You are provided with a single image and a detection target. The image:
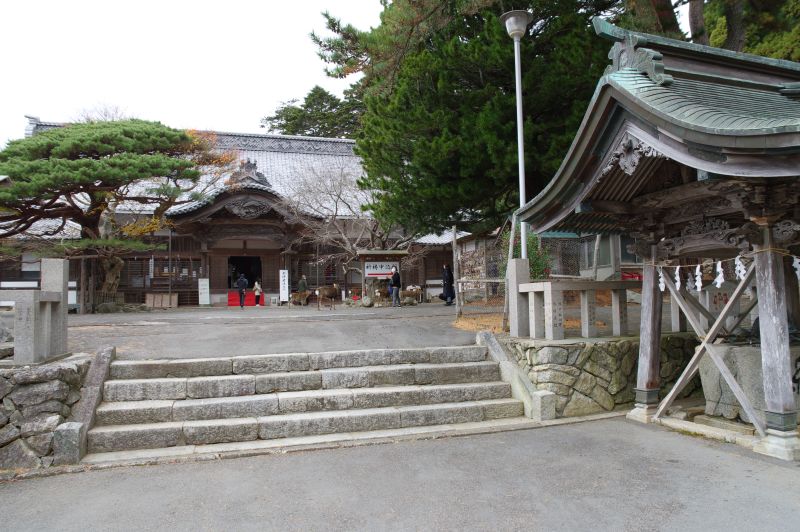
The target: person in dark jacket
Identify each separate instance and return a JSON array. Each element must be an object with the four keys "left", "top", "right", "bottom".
[
  {"left": 236, "top": 273, "right": 248, "bottom": 309},
  {"left": 390, "top": 266, "right": 402, "bottom": 307},
  {"left": 442, "top": 264, "right": 455, "bottom": 306}
]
